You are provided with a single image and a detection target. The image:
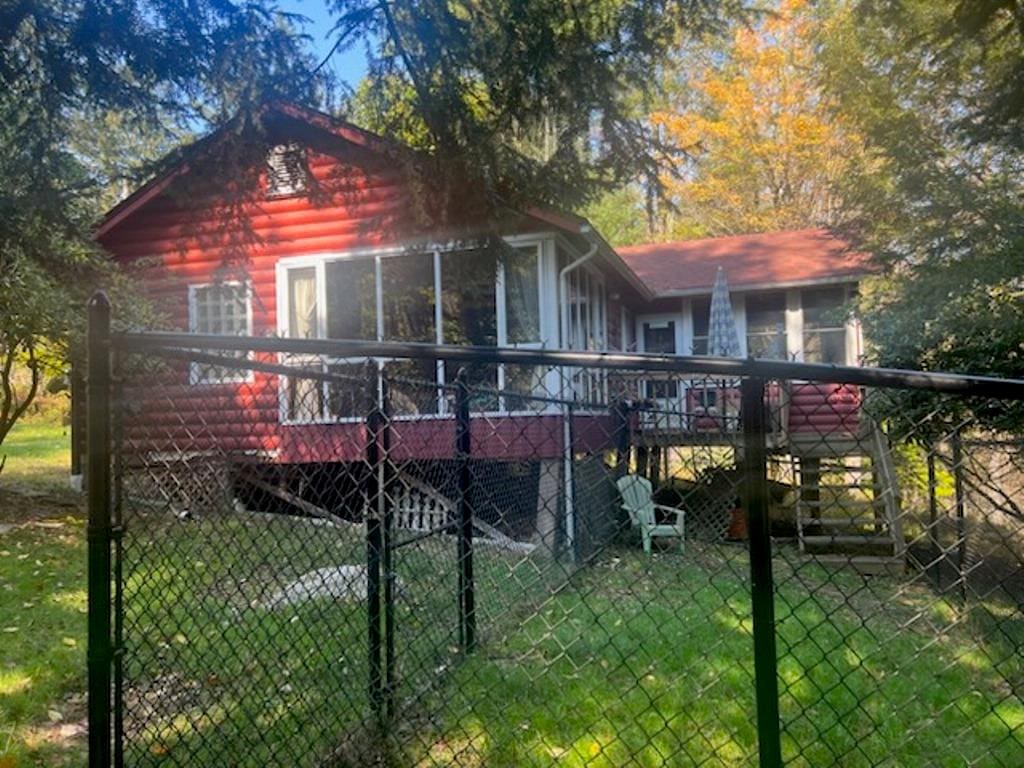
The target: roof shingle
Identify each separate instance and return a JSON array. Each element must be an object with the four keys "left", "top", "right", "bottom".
[{"left": 616, "top": 228, "right": 873, "bottom": 296}]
